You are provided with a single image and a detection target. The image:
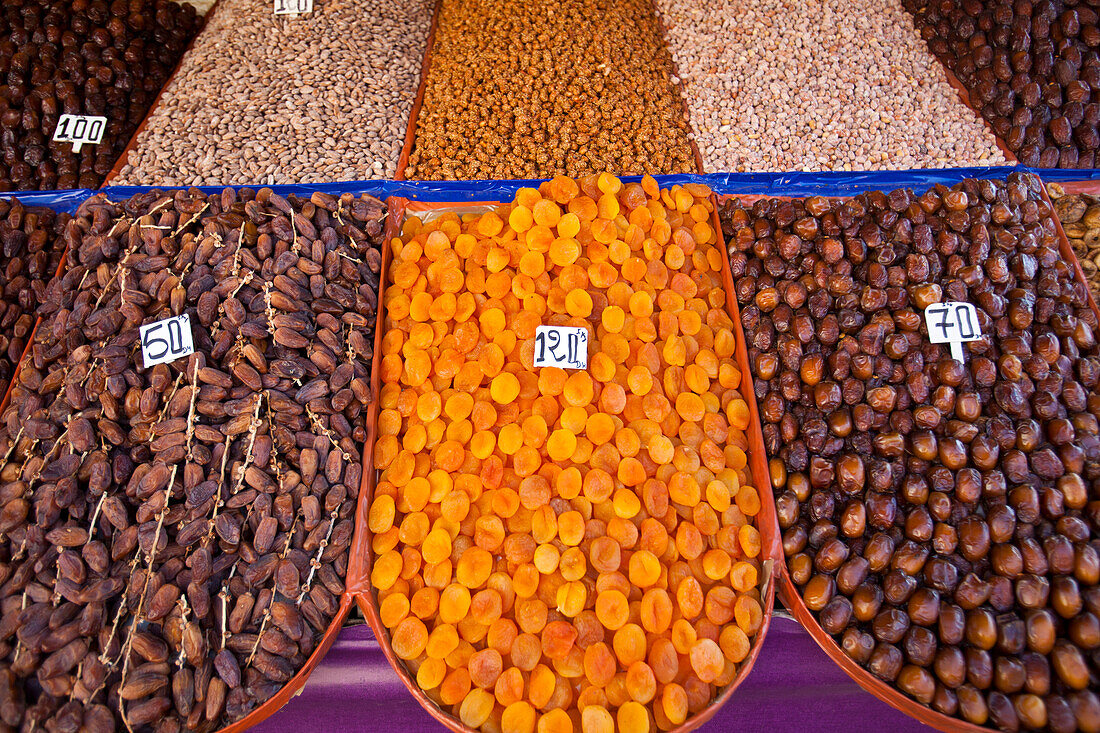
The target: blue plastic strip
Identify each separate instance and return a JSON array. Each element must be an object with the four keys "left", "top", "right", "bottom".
[
  {"left": 1024, "top": 167, "right": 1100, "bottom": 184},
  {"left": 102, "top": 179, "right": 387, "bottom": 200},
  {"left": 0, "top": 188, "right": 95, "bottom": 213},
  {"left": 385, "top": 174, "right": 709, "bottom": 202},
  {"left": 703, "top": 166, "right": 1025, "bottom": 197},
  {"left": 11, "top": 166, "right": 1100, "bottom": 214}
]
